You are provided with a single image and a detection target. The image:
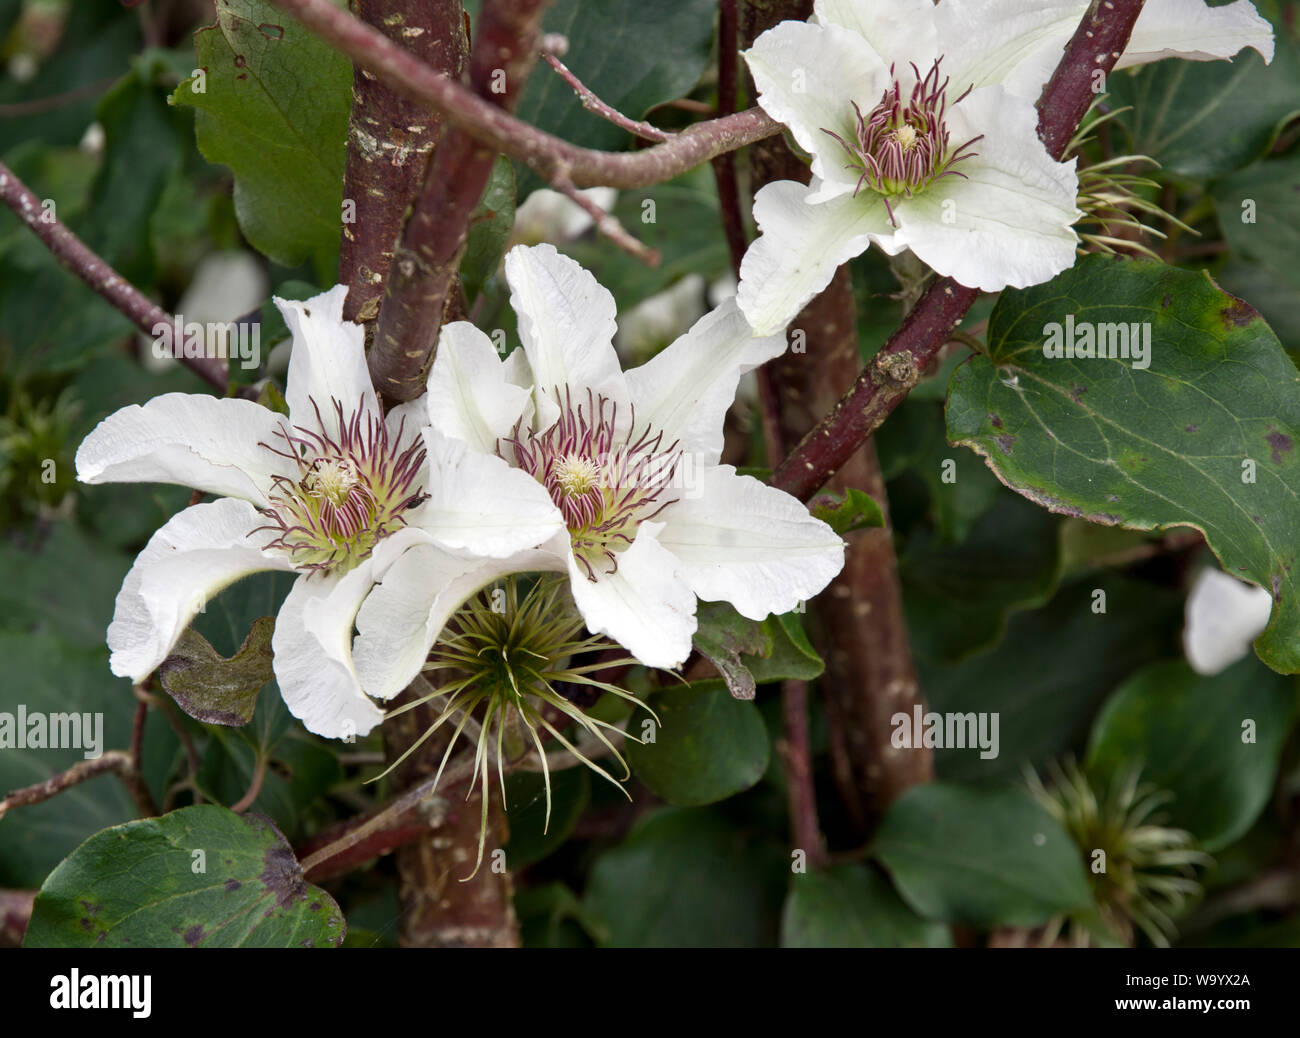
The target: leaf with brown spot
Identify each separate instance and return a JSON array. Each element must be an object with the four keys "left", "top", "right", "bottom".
[{"left": 947, "top": 255, "right": 1300, "bottom": 673}]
